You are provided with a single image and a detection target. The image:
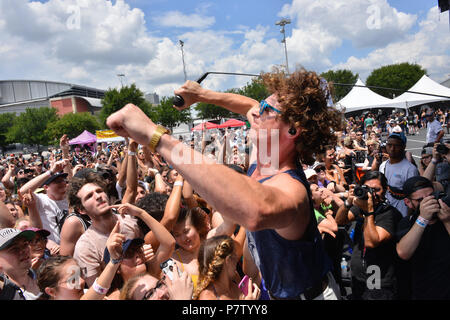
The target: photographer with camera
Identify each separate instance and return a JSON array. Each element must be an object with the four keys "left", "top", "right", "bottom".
[
  {"left": 335, "top": 171, "right": 402, "bottom": 300},
  {"left": 396, "top": 176, "right": 450, "bottom": 300},
  {"left": 422, "top": 141, "right": 450, "bottom": 195}
]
